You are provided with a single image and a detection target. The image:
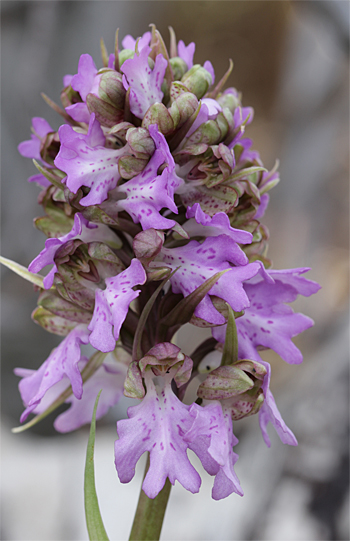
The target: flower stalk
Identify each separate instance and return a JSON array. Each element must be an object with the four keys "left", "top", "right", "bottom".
[{"left": 129, "top": 455, "right": 172, "bottom": 541}]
